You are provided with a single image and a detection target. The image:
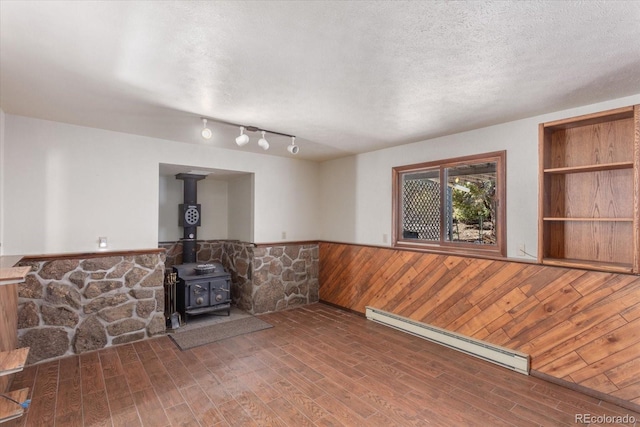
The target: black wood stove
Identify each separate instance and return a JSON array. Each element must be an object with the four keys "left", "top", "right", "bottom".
[
  {"left": 171, "top": 173, "right": 231, "bottom": 323},
  {"left": 174, "top": 262, "right": 231, "bottom": 319}
]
